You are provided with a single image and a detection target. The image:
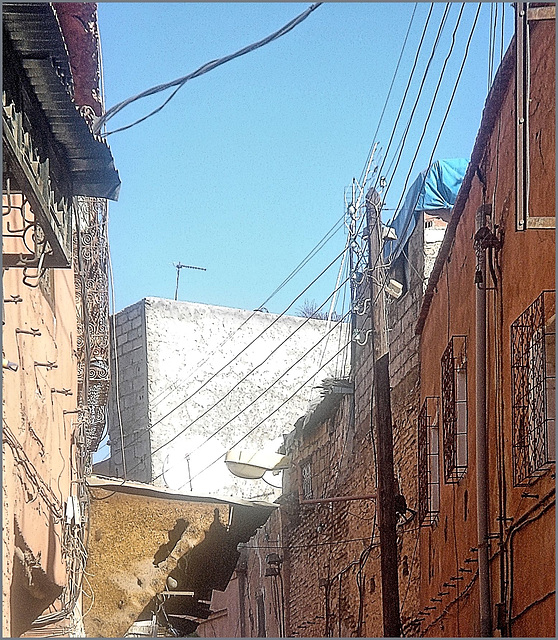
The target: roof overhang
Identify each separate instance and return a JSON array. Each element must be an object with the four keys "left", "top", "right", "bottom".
[{"left": 3, "top": 3, "right": 121, "bottom": 200}]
